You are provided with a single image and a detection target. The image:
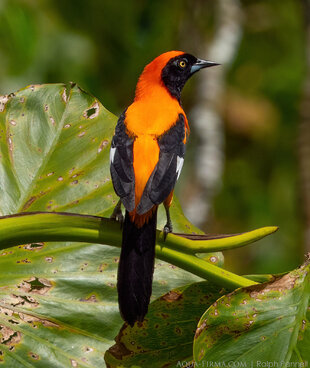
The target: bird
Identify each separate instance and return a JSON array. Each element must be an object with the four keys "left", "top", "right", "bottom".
[{"left": 110, "top": 51, "right": 219, "bottom": 326}]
